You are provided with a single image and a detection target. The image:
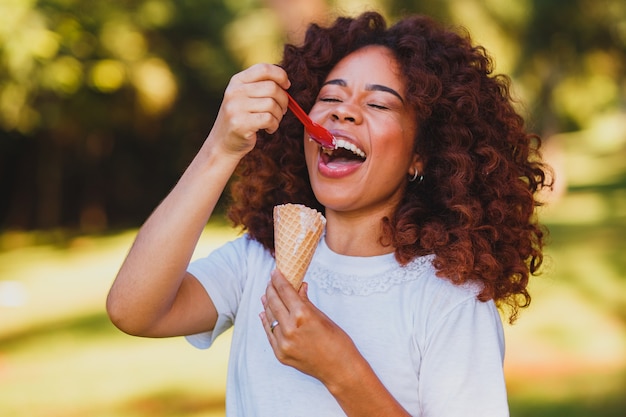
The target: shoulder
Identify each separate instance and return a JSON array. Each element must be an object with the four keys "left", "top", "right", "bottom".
[
  {"left": 405, "top": 256, "right": 500, "bottom": 334},
  {"left": 189, "top": 234, "right": 272, "bottom": 273},
  {"left": 416, "top": 258, "right": 483, "bottom": 308},
  {"left": 416, "top": 261, "right": 491, "bottom": 327},
  {"left": 209, "top": 233, "right": 269, "bottom": 258}
]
